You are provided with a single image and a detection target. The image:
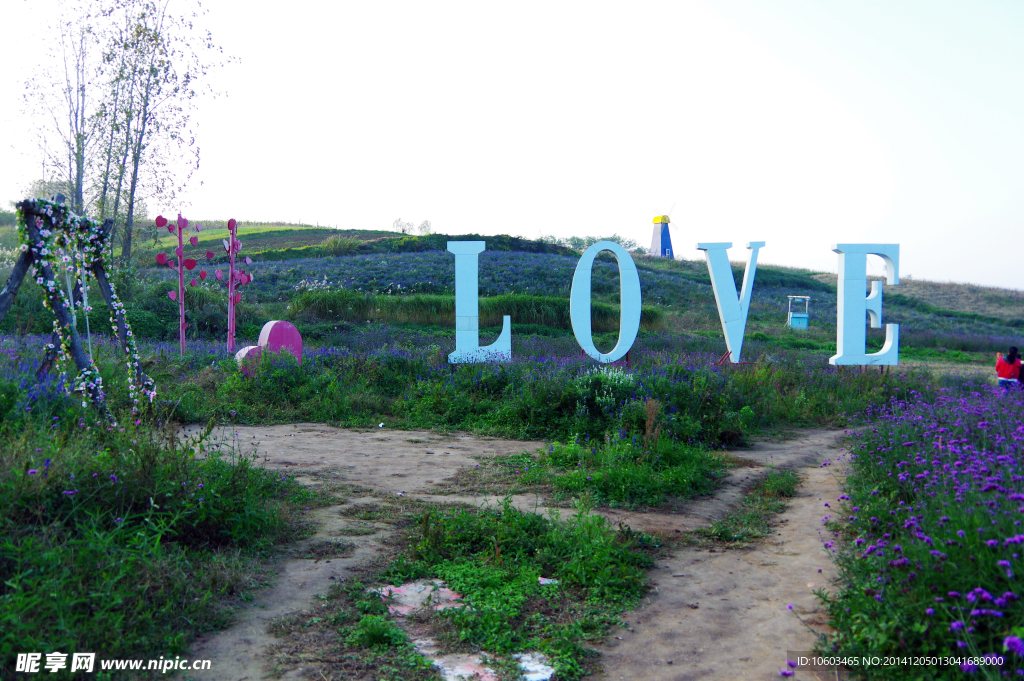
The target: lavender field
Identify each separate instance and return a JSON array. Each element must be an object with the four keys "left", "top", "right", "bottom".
[
  {"left": 134, "top": 249, "right": 1022, "bottom": 344},
  {"left": 824, "top": 386, "right": 1024, "bottom": 677}
]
